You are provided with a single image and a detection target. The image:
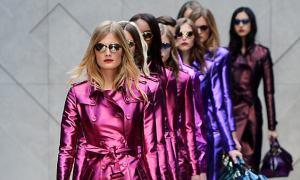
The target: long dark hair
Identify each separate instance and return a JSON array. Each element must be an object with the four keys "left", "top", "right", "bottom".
[
  {"left": 119, "top": 21, "right": 145, "bottom": 73},
  {"left": 159, "top": 24, "right": 179, "bottom": 77},
  {"left": 229, "top": 7, "right": 257, "bottom": 58},
  {"left": 130, "top": 13, "right": 164, "bottom": 74}
]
